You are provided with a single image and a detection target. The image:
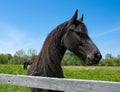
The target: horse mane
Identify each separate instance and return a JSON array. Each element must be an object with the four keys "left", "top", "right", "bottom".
[{"left": 28, "top": 21, "right": 69, "bottom": 77}]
